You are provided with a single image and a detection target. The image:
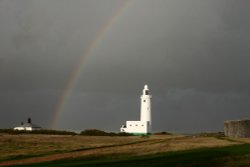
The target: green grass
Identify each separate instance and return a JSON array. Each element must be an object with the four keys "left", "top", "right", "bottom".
[{"left": 12, "top": 144, "right": 250, "bottom": 167}]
